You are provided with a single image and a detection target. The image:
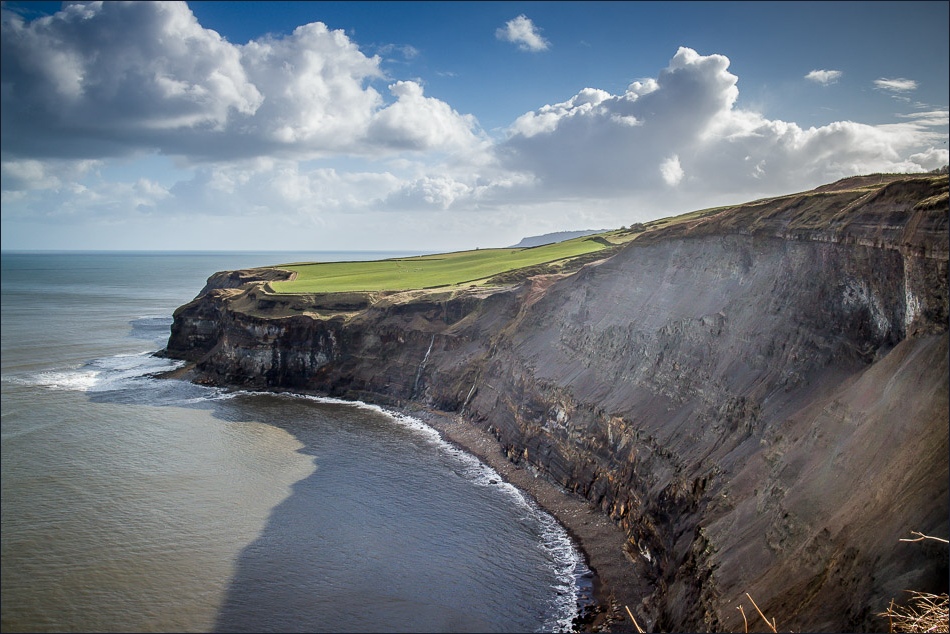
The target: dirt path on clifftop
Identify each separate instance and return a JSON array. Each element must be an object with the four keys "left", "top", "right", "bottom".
[{"left": 414, "top": 408, "right": 648, "bottom": 633}]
